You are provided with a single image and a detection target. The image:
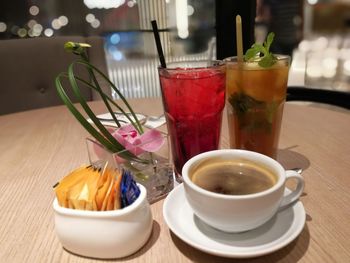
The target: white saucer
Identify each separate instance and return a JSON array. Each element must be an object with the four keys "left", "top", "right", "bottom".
[{"left": 163, "top": 184, "right": 306, "bottom": 258}]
